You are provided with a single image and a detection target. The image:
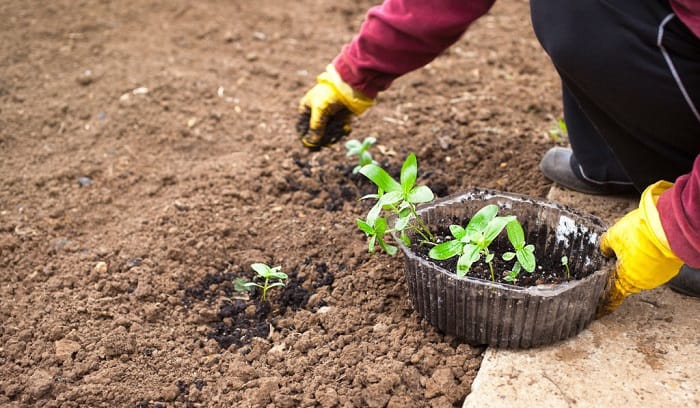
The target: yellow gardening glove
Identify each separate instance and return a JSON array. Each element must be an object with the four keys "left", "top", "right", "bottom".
[
  {"left": 597, "top": 181, "right": 684, "bottom": 317},
  {"left": 297, "top": 64, "right": 374, "bottom": 149}
]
